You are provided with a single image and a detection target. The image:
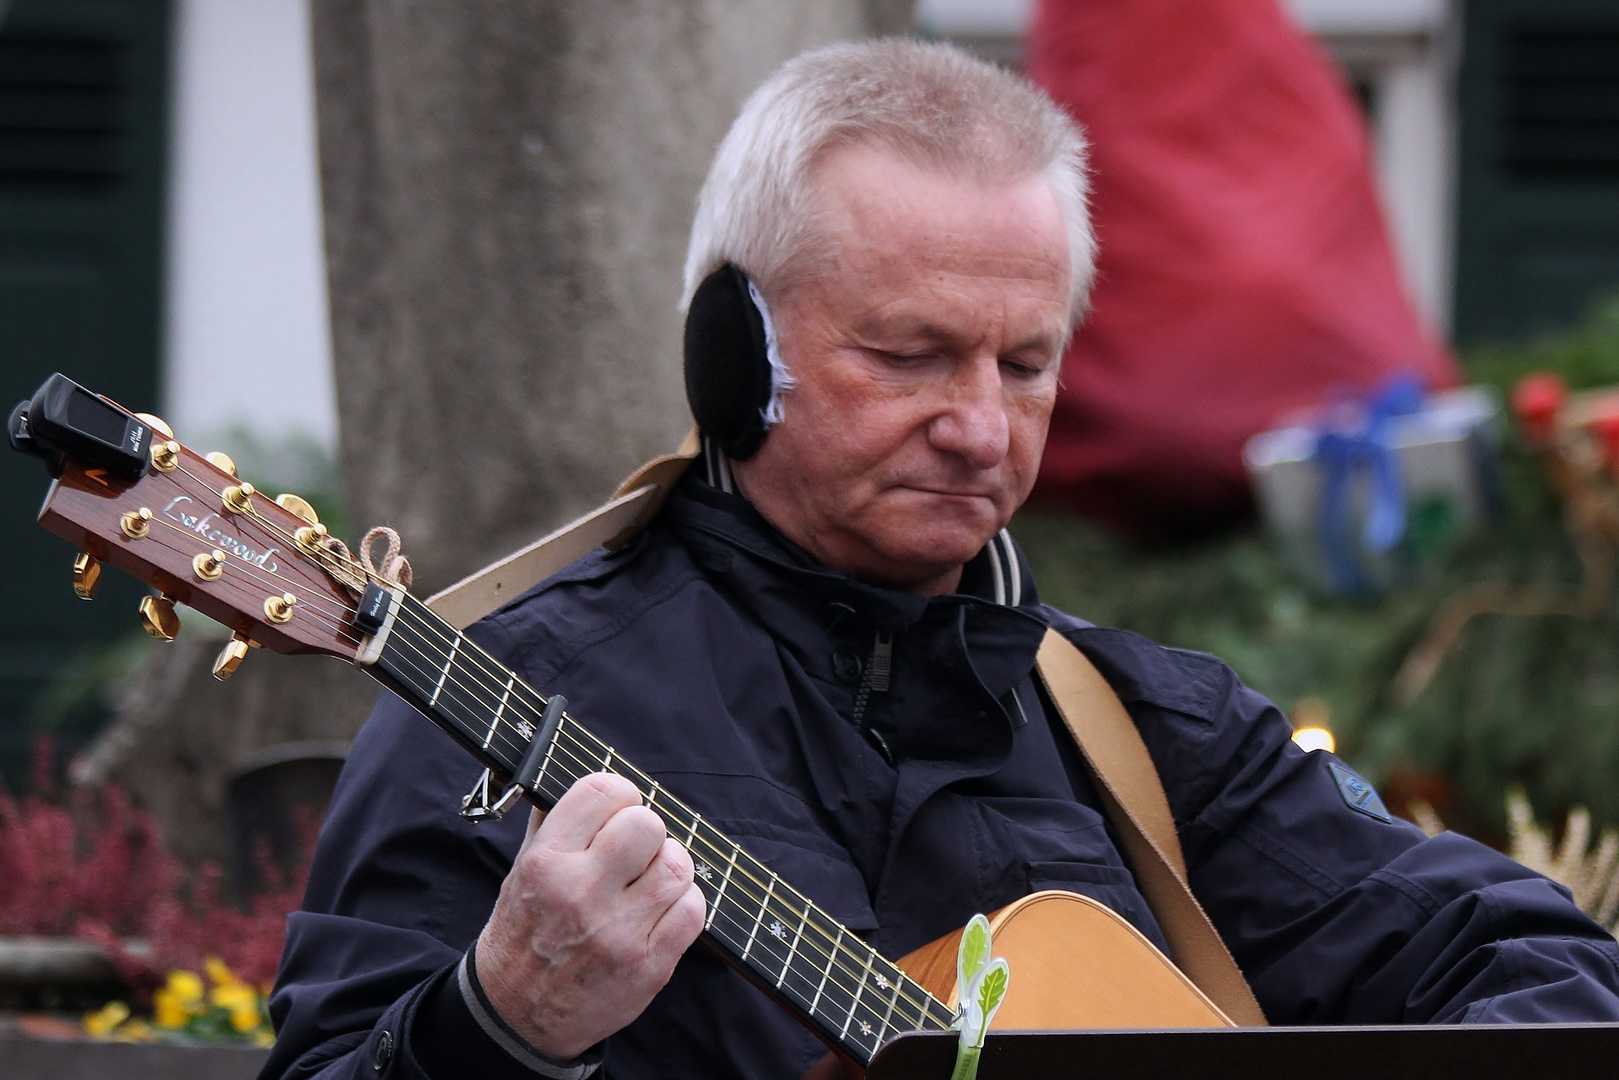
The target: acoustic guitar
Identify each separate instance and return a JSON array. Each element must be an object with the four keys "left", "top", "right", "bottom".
[{"left": 7, "top": 374, "right": 1231, "bottom": 1072}]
